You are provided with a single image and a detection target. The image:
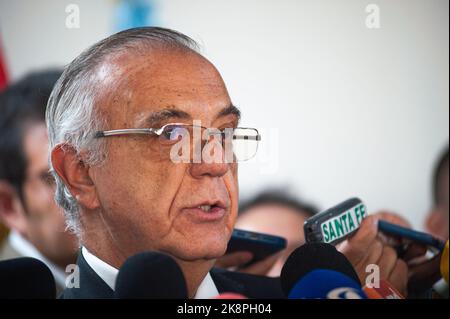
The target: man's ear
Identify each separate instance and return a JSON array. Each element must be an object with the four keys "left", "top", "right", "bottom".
[
  {"left": 51, "top": 144, "right": 100, "bottom": 210},
  {"left": 0, "top": 180, "right": 28, "bottom": 235},
  {"left": 425, "top": 208, "right": 447, "bottom": 240}
]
